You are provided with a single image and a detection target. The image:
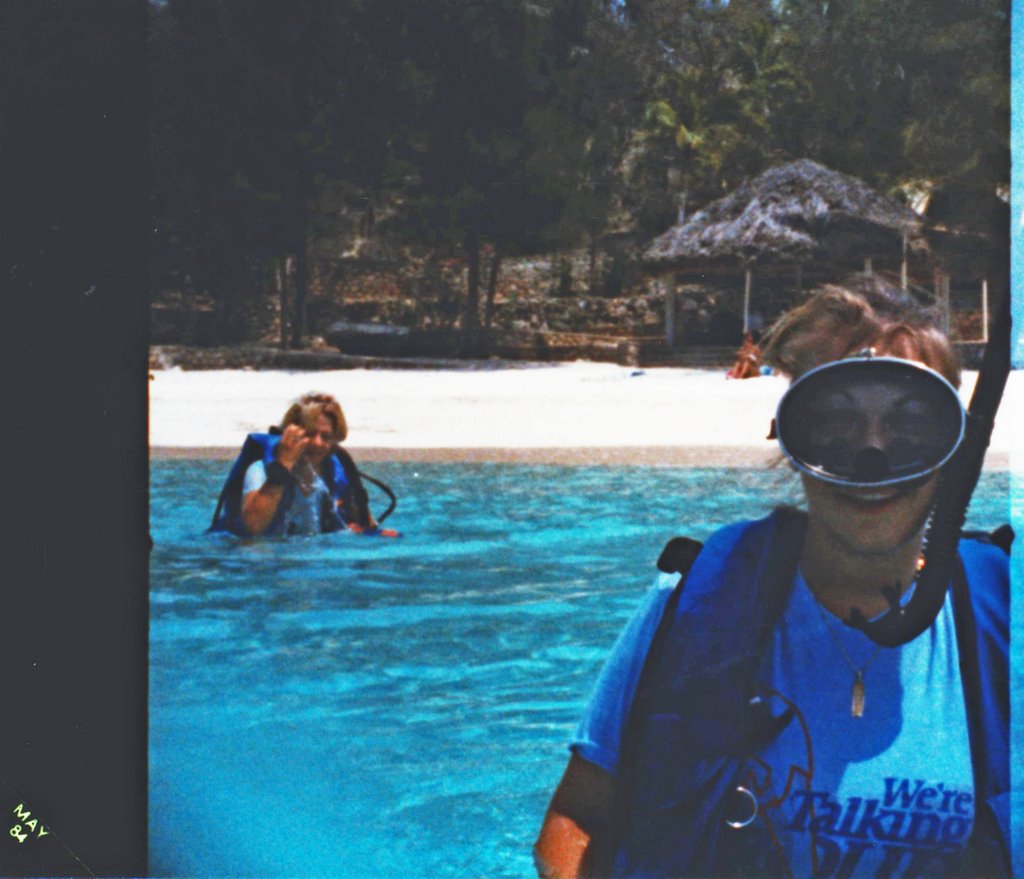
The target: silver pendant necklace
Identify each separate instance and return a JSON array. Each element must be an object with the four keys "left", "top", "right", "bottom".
[{"left": 813, "top": 598, "right": 883, "bottom": 717}]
